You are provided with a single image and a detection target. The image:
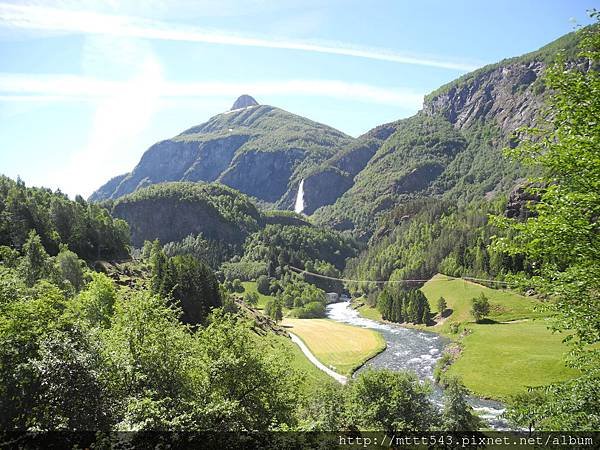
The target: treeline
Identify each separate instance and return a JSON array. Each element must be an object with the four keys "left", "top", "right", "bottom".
[
  {"left": 345, "top": 198, "right": 521, "bottom": 296},
  {"left": 0, "top": 176, "right": 130, "bottom": 260},
  {"left": 377, "top": 288, "right": 431, "bottom": 324},
  {"left": 242, "top": 223, "right": 358, "bottom": 275}
]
